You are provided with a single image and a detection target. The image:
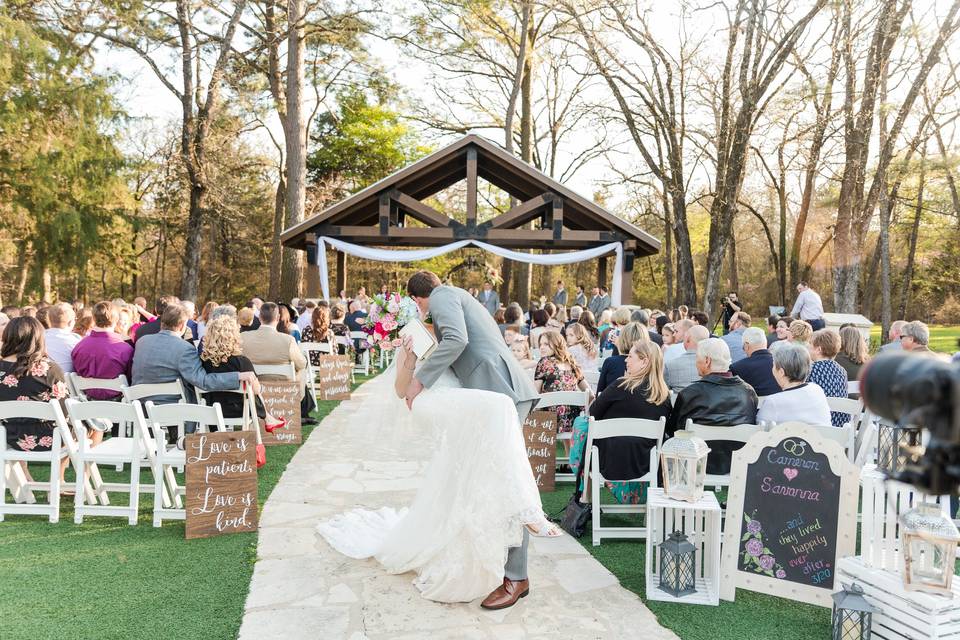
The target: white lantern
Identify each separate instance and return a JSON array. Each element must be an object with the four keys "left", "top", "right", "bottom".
[
  {"left": 660, "top": 431, "right": 710, "bottom": 502},
  {"left": 900, "top": 502, "right": 960, "bottom": 595}
]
